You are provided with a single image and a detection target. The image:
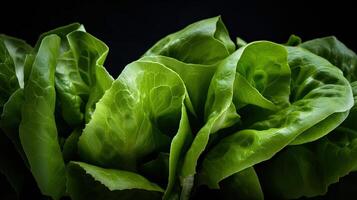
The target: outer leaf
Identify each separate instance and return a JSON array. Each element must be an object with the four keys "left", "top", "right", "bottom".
[
  {"left": 300, "top": 36, "right": 357, "bottom": 81},
  {"left": 19, "top": 35, "right": 66, "bottom": 200},
  {"left": 259, "top": 126, "right": 357, "bottom": 199},
  {"left": 198, "top": 46, "right": 353, "bottom": 188},
  {"left": 67, "top": 162, "right": 163, "bottom": 200},
  {"left": 0, "top": 88, "right": 26, "bottom": 162},
  {"left": 258, "top": 81, "right": 357, "bottom": 199},
  {"left": 144, "top": 16, "right": 235, "bottom": 65},
  {"left": 0, "top": 39, "right": 19, "bottom": 107},
  {"left": 288, "top": 46, "right": 353, "bottom": 144},
  {"left": 0, "top": 34, "right": 33, "bottom": 88}
]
